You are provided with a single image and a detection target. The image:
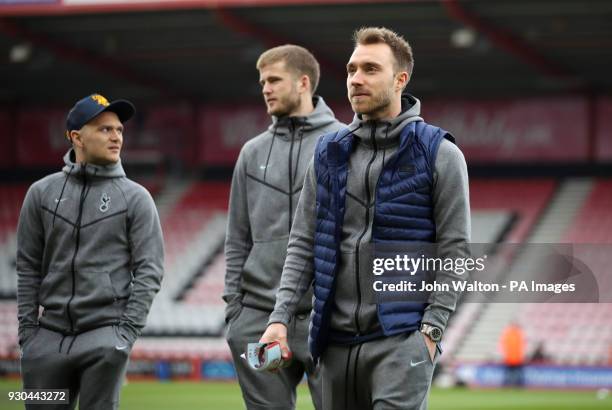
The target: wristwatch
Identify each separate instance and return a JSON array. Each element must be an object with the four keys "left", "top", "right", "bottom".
[{"left": 420, "top": 323, "right": 442, "bottom": 342}]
